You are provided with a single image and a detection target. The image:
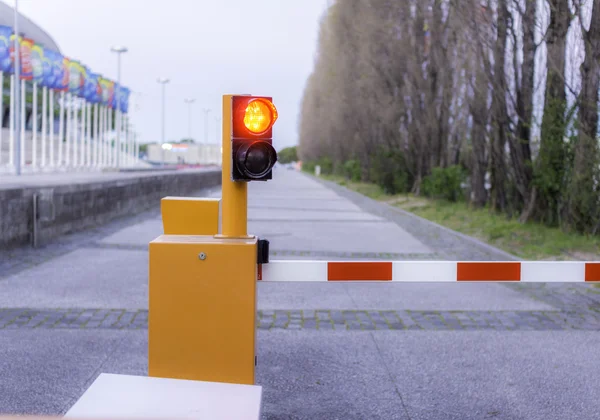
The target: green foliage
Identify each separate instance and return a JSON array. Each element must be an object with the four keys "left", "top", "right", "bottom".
[
  {"left": 421, "top": 165, "right": 466, "bottom": 202},
  {"left": 278, "top": 146, "right": 298, "bottom": 164},
  {"left": 369, "top": 149, "right": 411, "bottom": 195},
  {"left": 317, "top": 156, "right": 333, "bottom": 174},
  {"left": 302, "top": 157, "right": 334, "bottom": 175},
  {"left": 534, "top": 96, "right": 568, "bottom": 226},
  {"left": 562, "top": 122, "right": 600, "bottom": 234},
  {"left": 301, "top": 161, "right": 315, "bottom": 174},
  {"left": 342, "top": 159, "right": 361, "bottom": 182}
]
